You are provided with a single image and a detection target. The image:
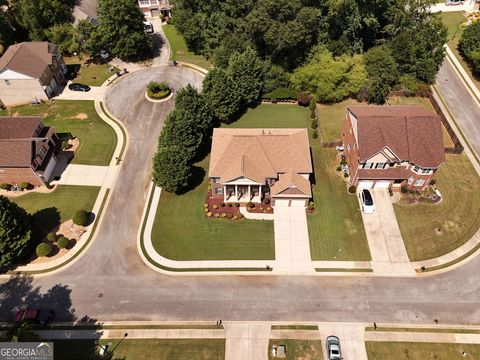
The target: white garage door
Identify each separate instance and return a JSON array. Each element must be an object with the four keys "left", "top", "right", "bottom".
[
  {"left": 358, "top": 181, "right": 374, "bottom": 189},
  {"left": 374, "top": 180, "right": 391, "bottom": 189},
  {"left": 274, "top": 199, "right": 290, "bottom": 207},
  {"left": 290, "top": 199, "right": 307, "bottom": 207}
]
